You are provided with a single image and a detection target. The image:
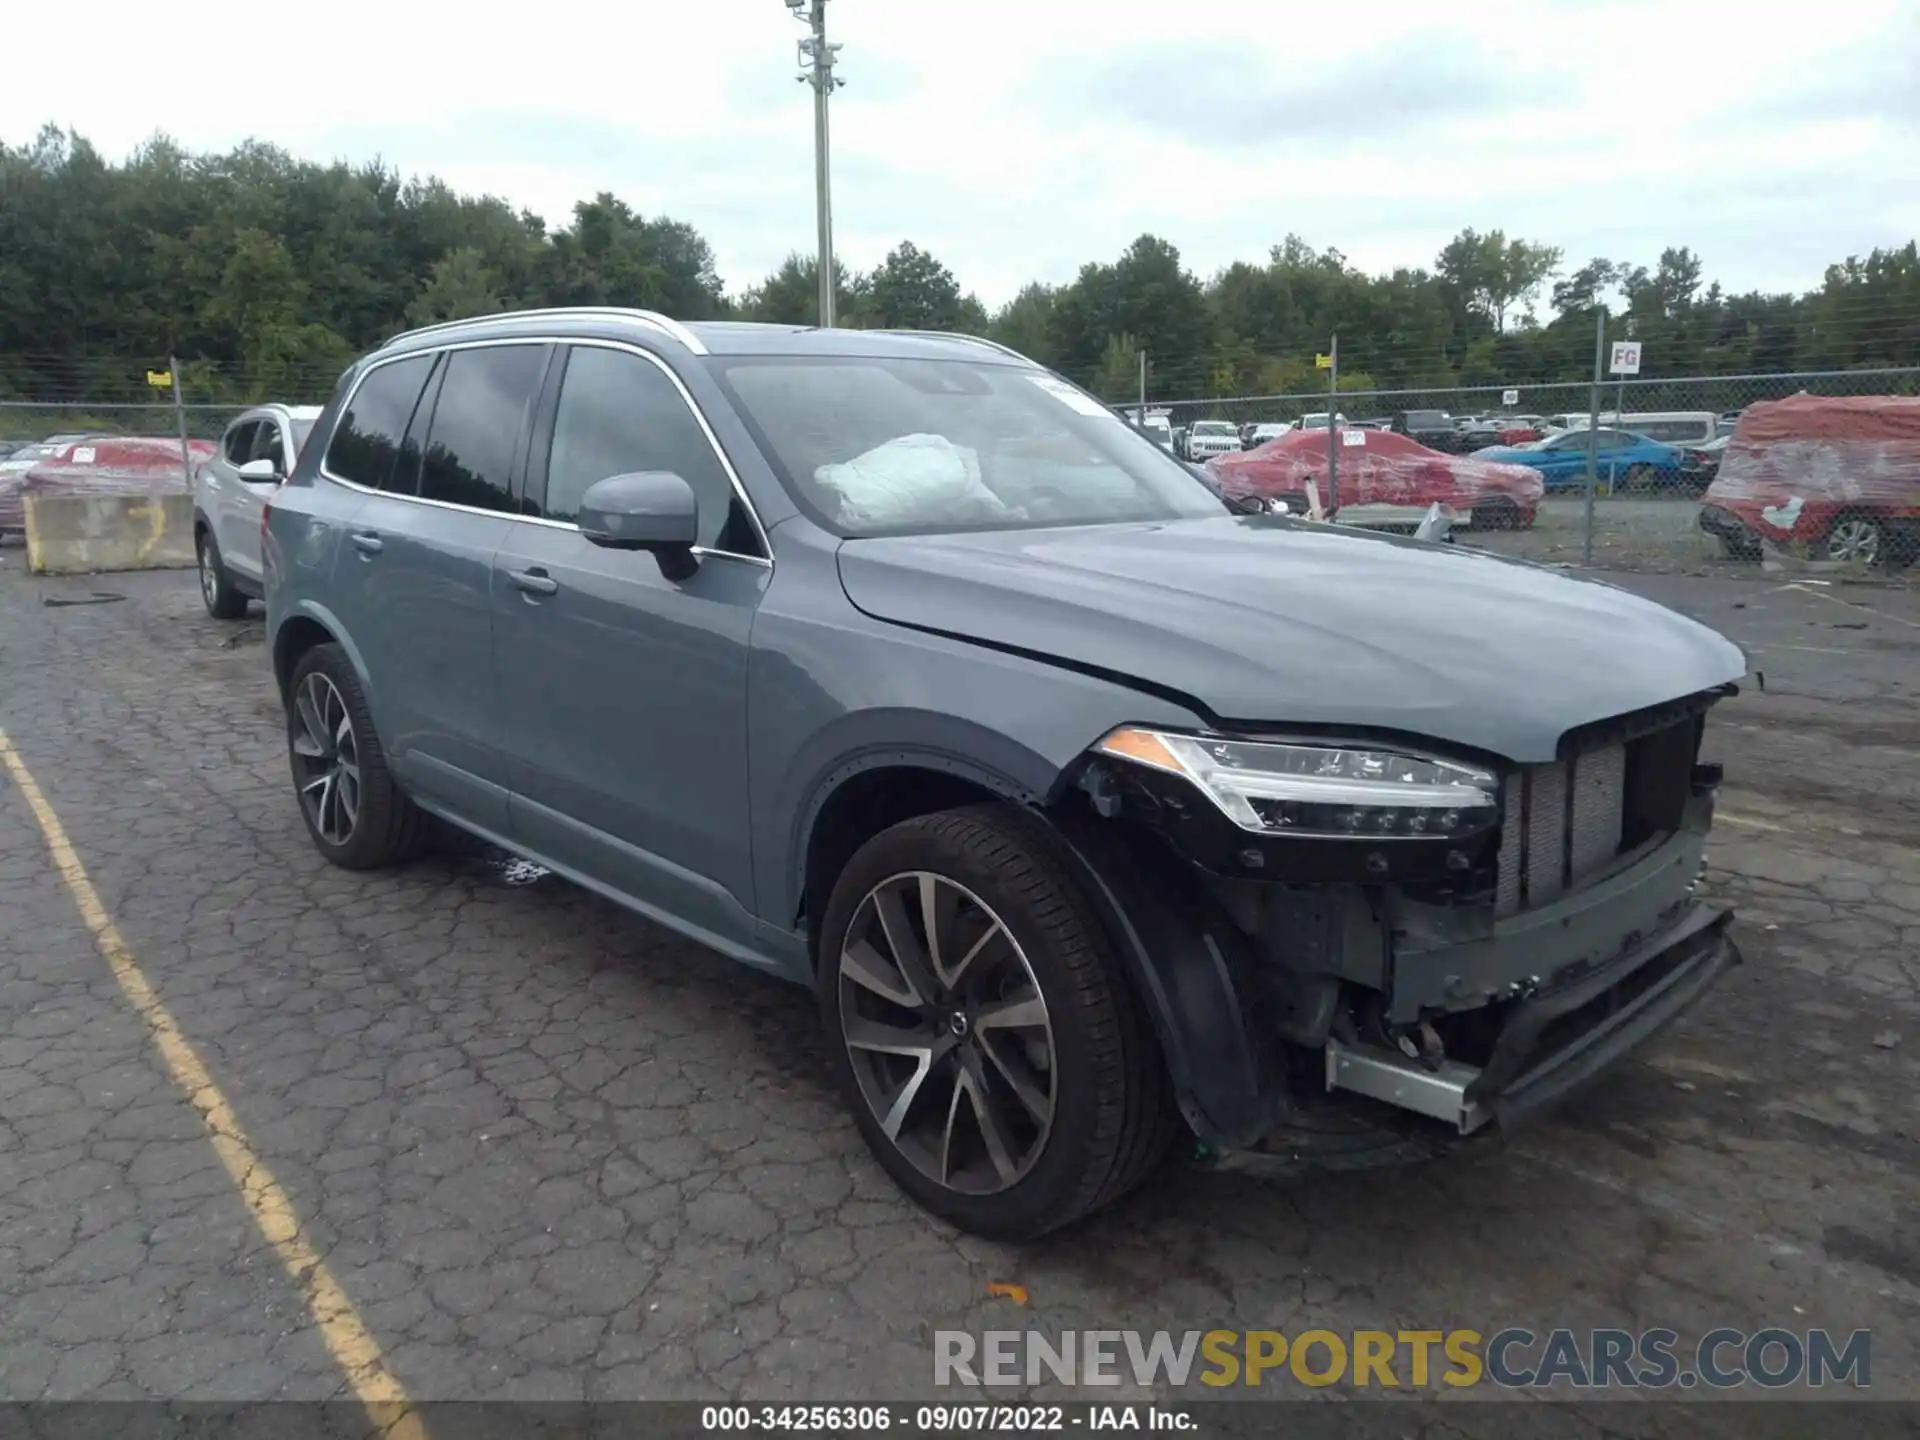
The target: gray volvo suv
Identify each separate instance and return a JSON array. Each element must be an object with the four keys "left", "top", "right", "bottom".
[{"left": 263, "top": 308, "right": 1745, "bottom": 1239}]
